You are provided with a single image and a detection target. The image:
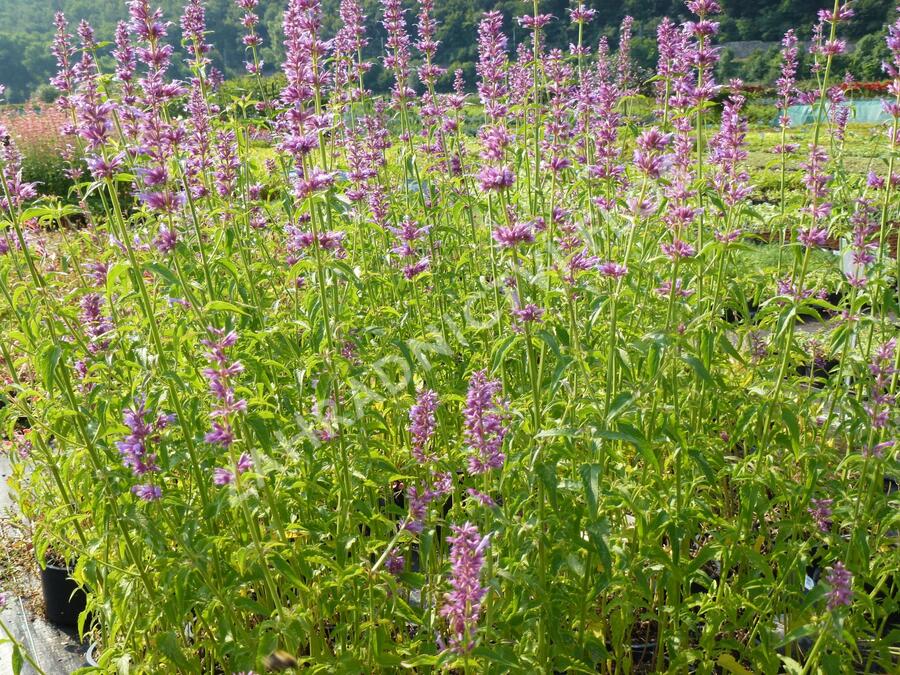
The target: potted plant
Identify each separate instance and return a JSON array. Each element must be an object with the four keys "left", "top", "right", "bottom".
[
  {"left": 6, "top": 437, "right": 90, "bottom": 629},
  {"left": 38, "top": 550, "right": 86, "bottom": 627}
]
